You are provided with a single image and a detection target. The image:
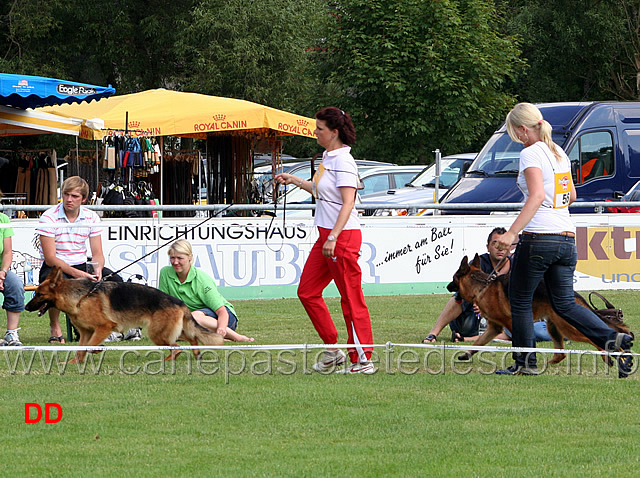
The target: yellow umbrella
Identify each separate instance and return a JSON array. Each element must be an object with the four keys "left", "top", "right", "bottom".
[
  {"left": 0, "top": 104, "right": 103, "bottom": 138},
  {"left": 41, "top": 89, "right": 316, "bottom": 139}
]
